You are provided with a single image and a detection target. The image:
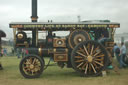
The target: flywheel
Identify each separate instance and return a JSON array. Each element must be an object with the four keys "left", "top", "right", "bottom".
[{"left": 68, "top": 30, "right": 90, "bottom": 49}]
